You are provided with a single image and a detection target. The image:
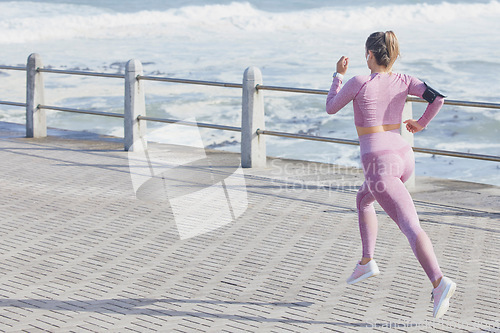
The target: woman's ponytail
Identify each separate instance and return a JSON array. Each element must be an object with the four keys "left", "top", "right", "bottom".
[{"left": 384, "top": 31, "right": 400, "bottom": 71}]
